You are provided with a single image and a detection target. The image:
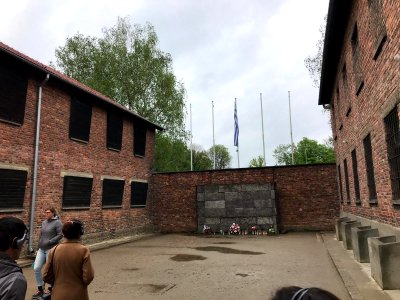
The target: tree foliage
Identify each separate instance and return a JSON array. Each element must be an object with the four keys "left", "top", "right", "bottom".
[
  {"left": 273, "top": 137, "right": 335, "bottom": 165},
  {"left": 249, "top": 155, "right": 265, "bottom": 167},
  {"left": 192, "top": 144, "right": 213, "bottom": 171},
  {"left": 155, "top": 134, "right": 190, "bottom": 172},
  {"left": 208, "top": 145, "right": 231, "bottom": 169},
  {"left": 304, "top": 15, "right": 327, "bottom": 88},
  {"left": 52, "top": 17, "right": 186, "bottom": 140}
]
